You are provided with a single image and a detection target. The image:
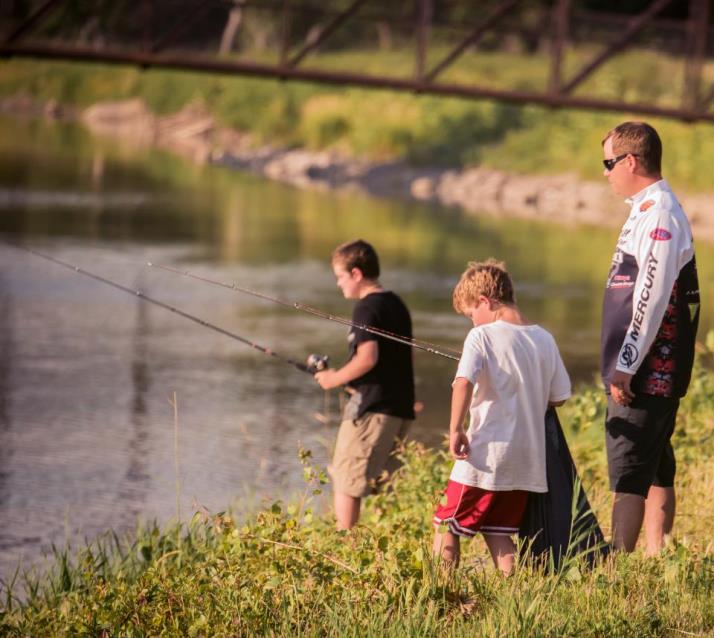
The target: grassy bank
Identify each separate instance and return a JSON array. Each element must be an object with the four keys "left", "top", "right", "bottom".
[
  {"left": 2, "top": 345, "right": 713, "bottom": 636},
  {"left": 2, "top": 46, "right": 714, "bottom": 192}
]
